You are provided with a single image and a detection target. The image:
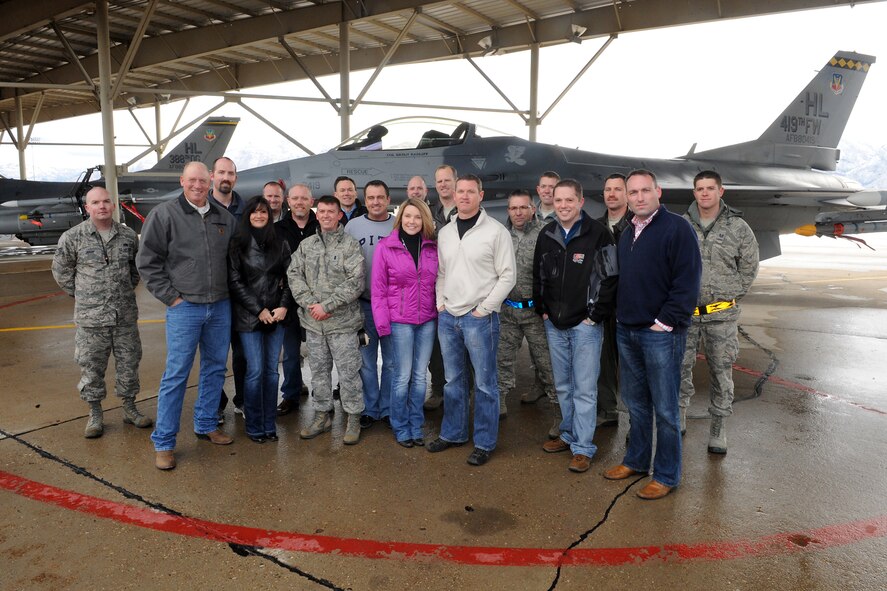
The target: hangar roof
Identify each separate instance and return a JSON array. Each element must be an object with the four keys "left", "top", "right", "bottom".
[{"left": 0, "top": 0, "right": 881, "bottom": 126}]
